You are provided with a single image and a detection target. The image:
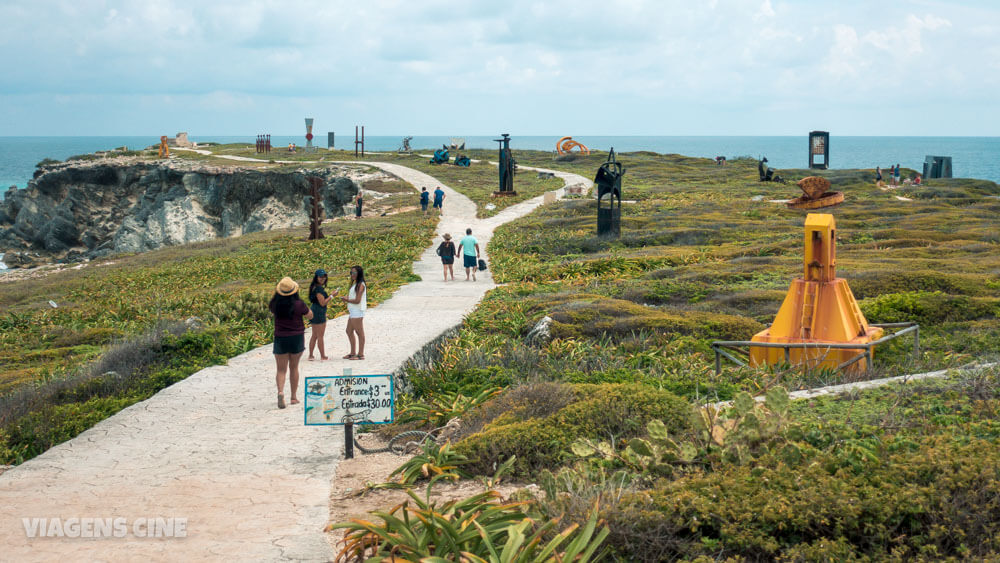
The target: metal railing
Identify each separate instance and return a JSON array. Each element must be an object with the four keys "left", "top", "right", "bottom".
[{"left": 711, "top": 322, "right": 919, "bottom": 376}]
